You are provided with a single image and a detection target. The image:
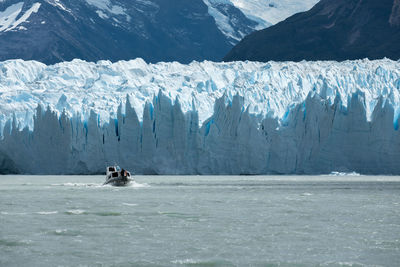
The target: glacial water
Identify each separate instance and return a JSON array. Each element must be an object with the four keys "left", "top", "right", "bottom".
[{"left": 1, "top": 175, "right": 399, "bottom": 266}]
